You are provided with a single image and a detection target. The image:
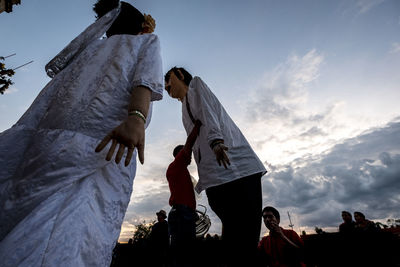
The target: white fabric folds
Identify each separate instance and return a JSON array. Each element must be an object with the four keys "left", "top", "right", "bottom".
[
  {"left": 0, "top": 12, "right": 163, "bottom": 267},
  {"left": 46, "top": 7, "right": 120, "bottom": 78},
  {"left": 182, "top": 77, "right": 266, "bottom": 193}
]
